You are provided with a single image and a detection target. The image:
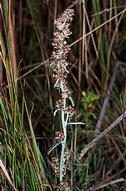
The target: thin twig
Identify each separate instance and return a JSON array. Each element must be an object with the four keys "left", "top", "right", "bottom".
[
  {"left": 87, "top": 167, "right": 126, "bottom": 191},
  {"left": 2, "top": 59, "right": 49, "bottom": 90},
  {"left": 106, "top": 149, "right": 126, "bottom": 176},
  {"left": 87, "top": 178, "right": 124, "bottom": 191},
  {"left": 95, "top": 61, "right": 126, "bottom": 135},
  {"left": 79, "top": 111, "right": 126, "bottom": 160},
  {"left": 70, "top": 8, "right": 126, "bottom": 47},
  {"left": 67, "top": 0, "right": 80, "bottom": 9},
  {"left": 0, "top": 160, "right": 17, "bottom": 191}
]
